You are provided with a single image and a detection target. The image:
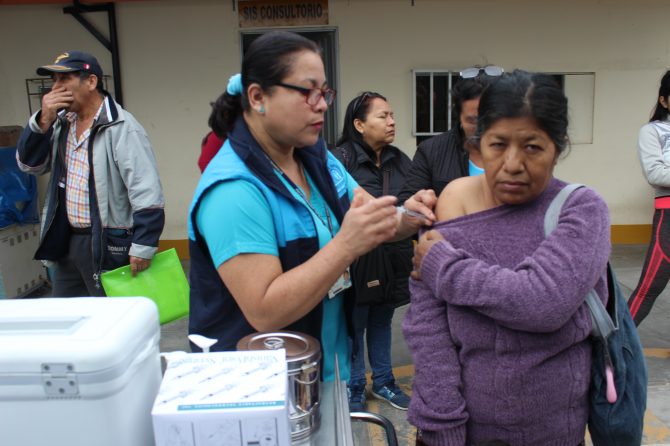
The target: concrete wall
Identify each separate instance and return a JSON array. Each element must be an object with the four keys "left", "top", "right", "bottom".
[{"left": 1, "top": 0, "right": 669, "bottom": 243}]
